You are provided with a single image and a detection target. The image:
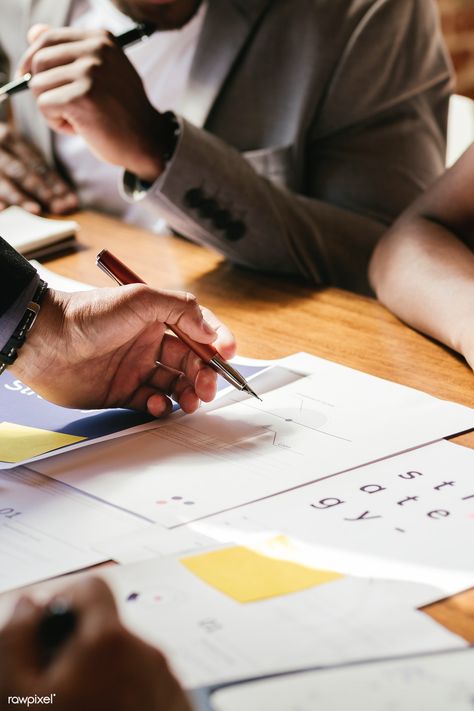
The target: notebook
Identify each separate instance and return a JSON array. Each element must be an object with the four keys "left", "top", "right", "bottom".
[{"left": 0, "top": 206, "right": 79, "bottom": 259}]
